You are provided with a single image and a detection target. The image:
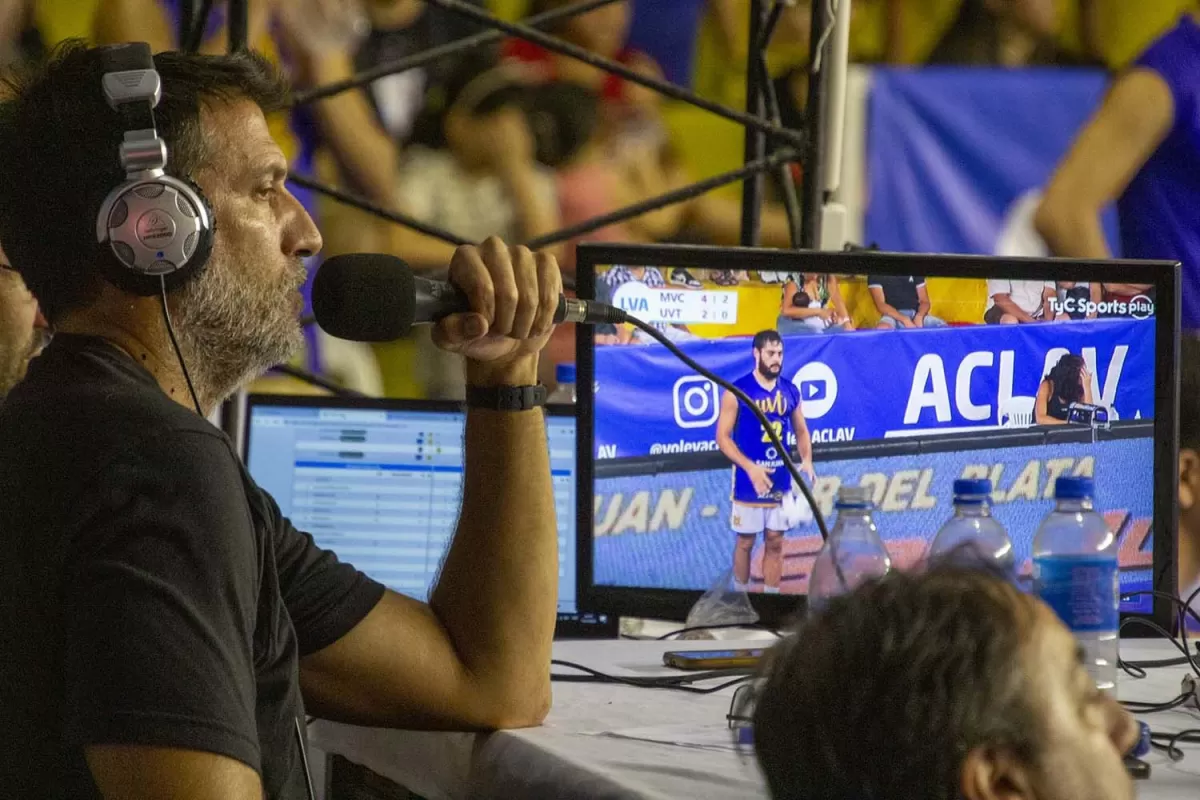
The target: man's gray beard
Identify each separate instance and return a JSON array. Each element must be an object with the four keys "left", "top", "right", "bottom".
[{"left": 172, "top": 260, "right": 306, "bottom": 406}]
